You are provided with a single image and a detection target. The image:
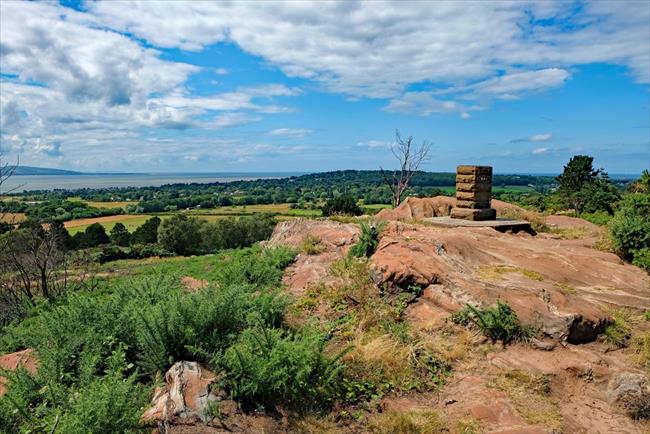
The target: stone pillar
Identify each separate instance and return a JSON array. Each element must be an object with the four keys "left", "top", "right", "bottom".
[{"left": 450, "top": 165, "right": 496, "bottom": 220}]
